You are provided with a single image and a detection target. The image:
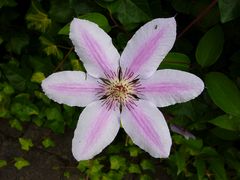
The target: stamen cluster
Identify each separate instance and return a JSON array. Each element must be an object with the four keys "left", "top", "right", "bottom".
[{"left": 98, "top": 69, "right": 142, "bottom": 110}]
